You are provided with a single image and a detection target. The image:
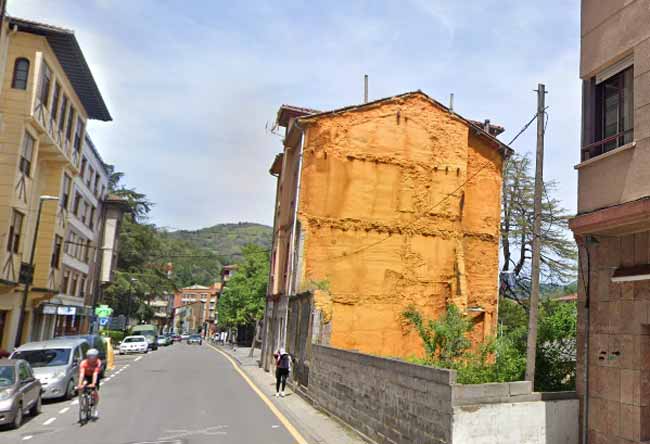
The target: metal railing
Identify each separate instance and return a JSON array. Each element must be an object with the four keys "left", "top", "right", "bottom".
[{"left": 581, "top": 128, "right": 634, "bottom": 161}]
